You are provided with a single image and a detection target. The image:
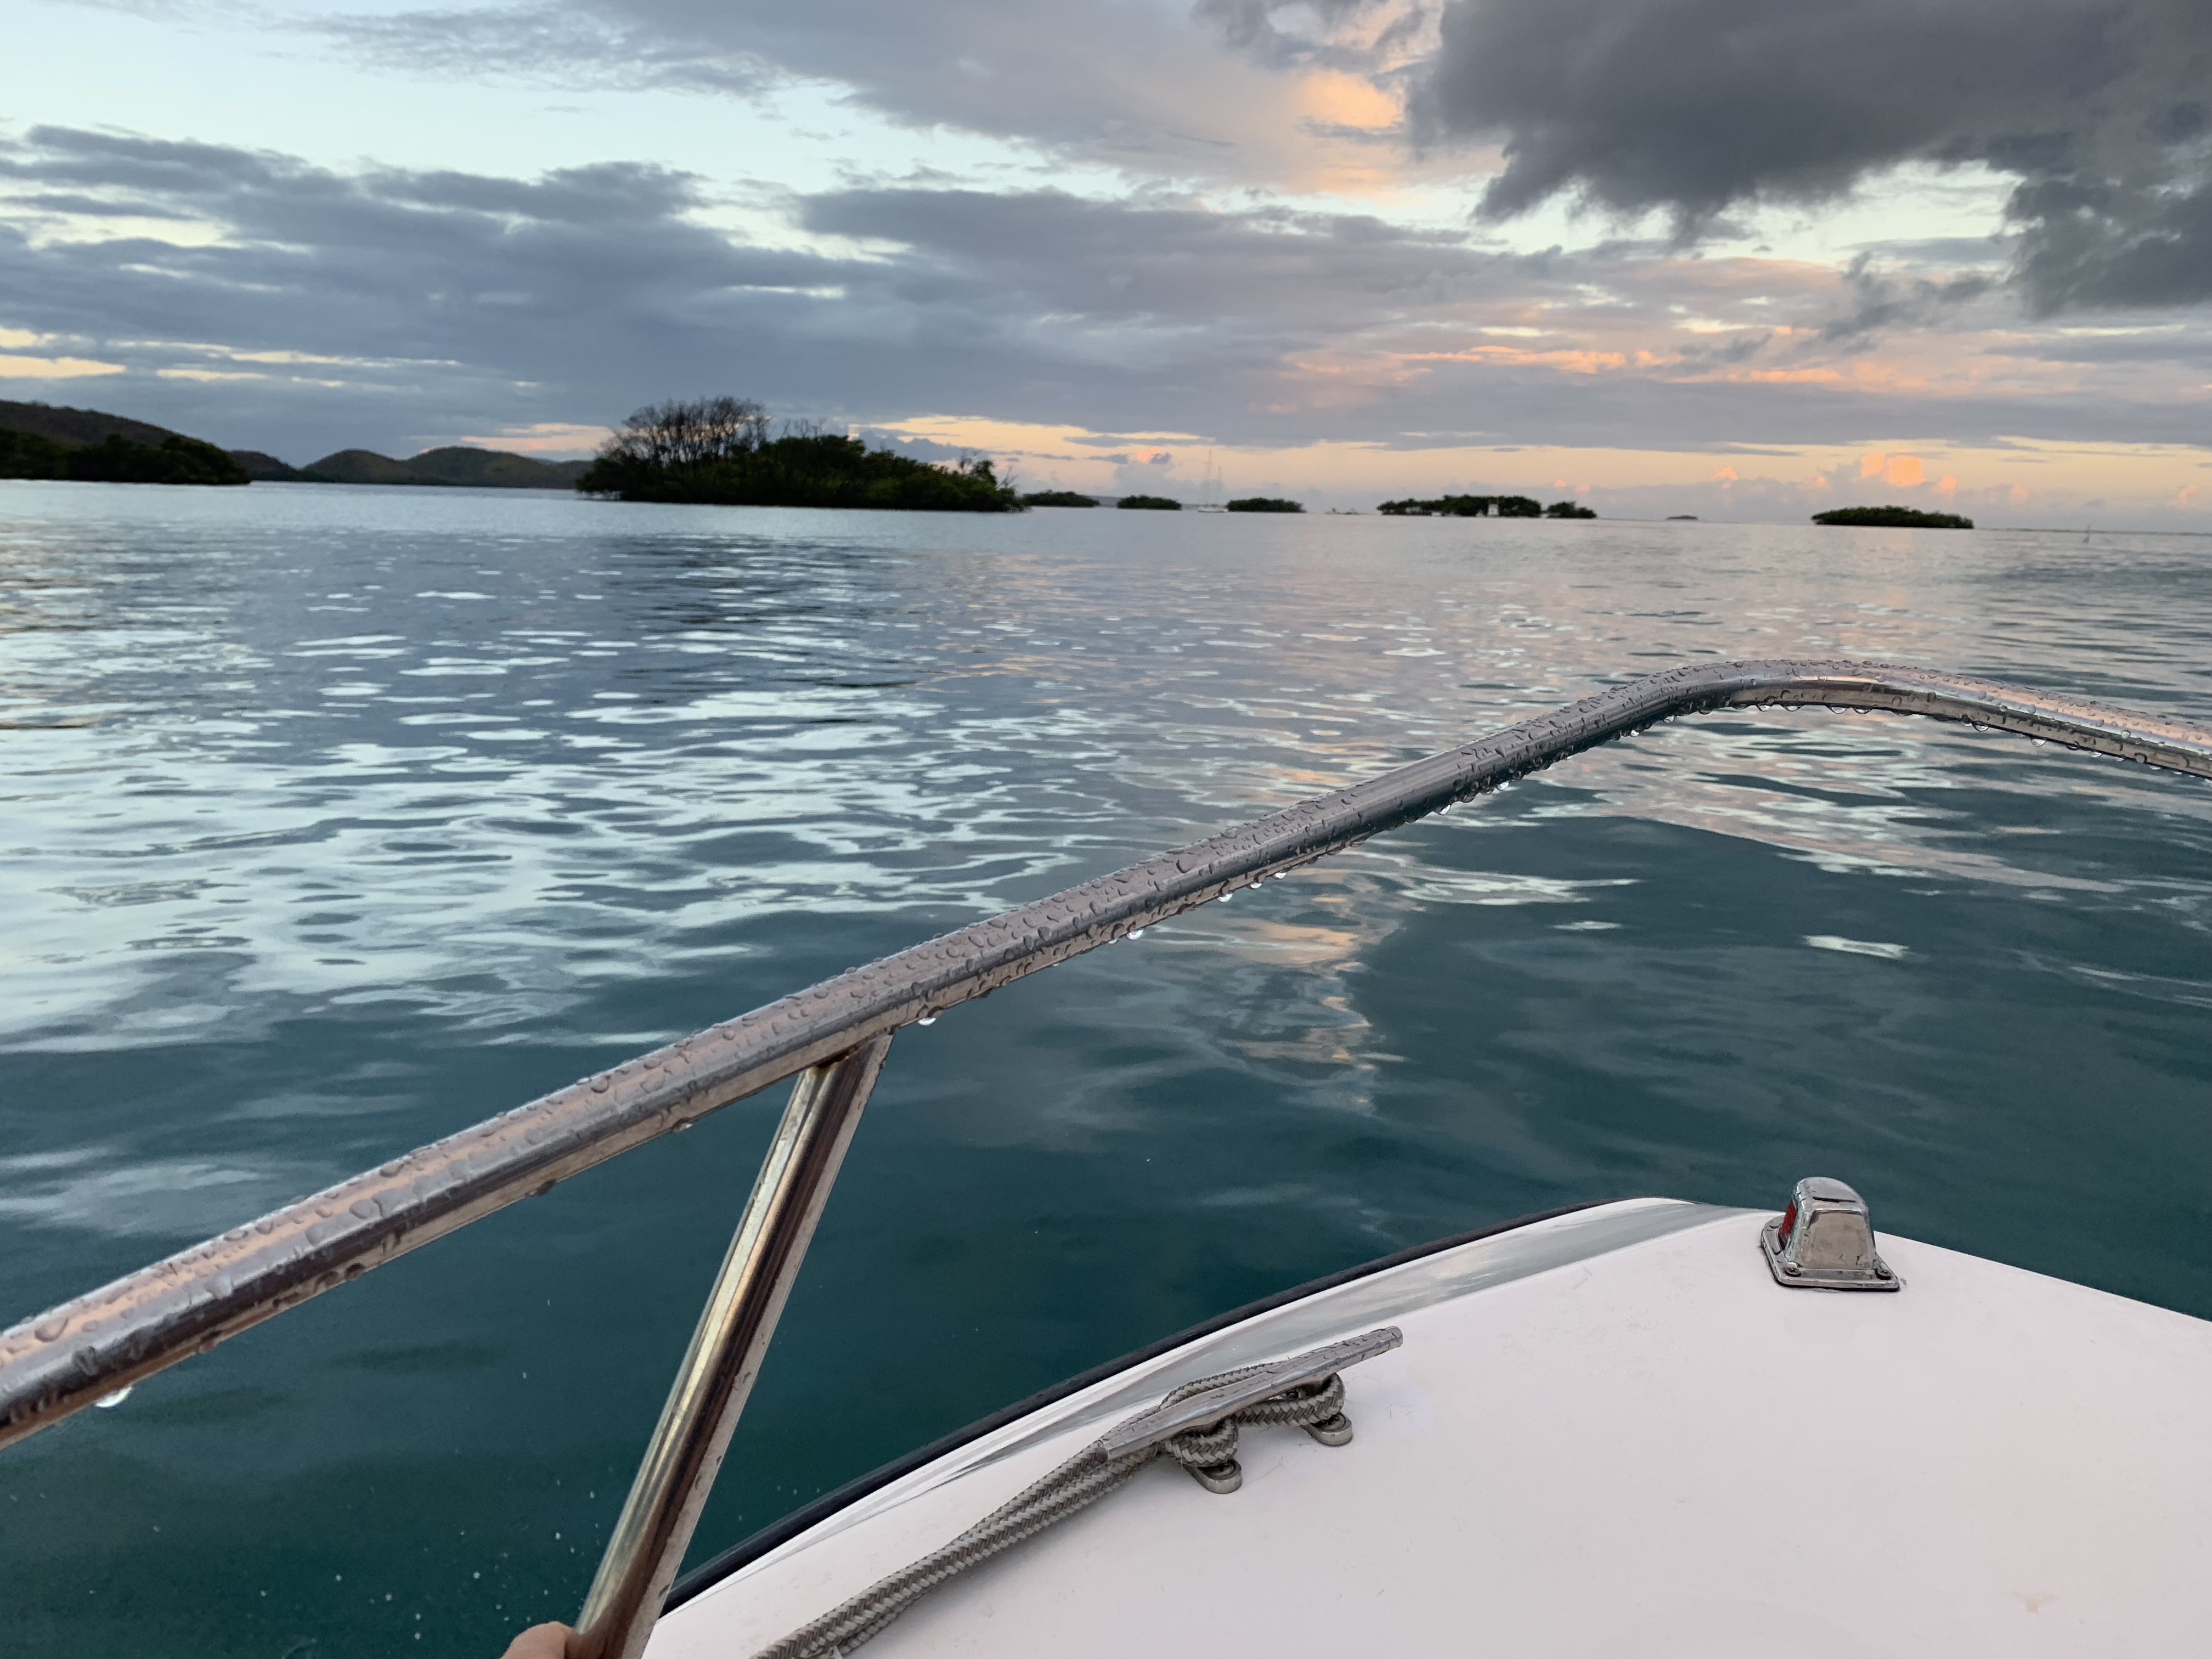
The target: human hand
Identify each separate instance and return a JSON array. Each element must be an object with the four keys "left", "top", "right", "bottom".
[{"left": 499, "top": 1621, "right": 574, "bottom": 1659}]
